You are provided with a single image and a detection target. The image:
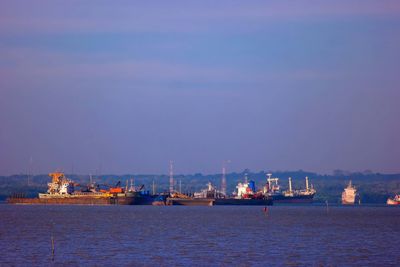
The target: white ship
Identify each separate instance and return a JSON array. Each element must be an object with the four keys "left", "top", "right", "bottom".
[
  {"left": 386, "top": 194, "right": 400, "bottom": 205},
  {"left": 341, "top": 180, "right": 358, "bottom": 205}
]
